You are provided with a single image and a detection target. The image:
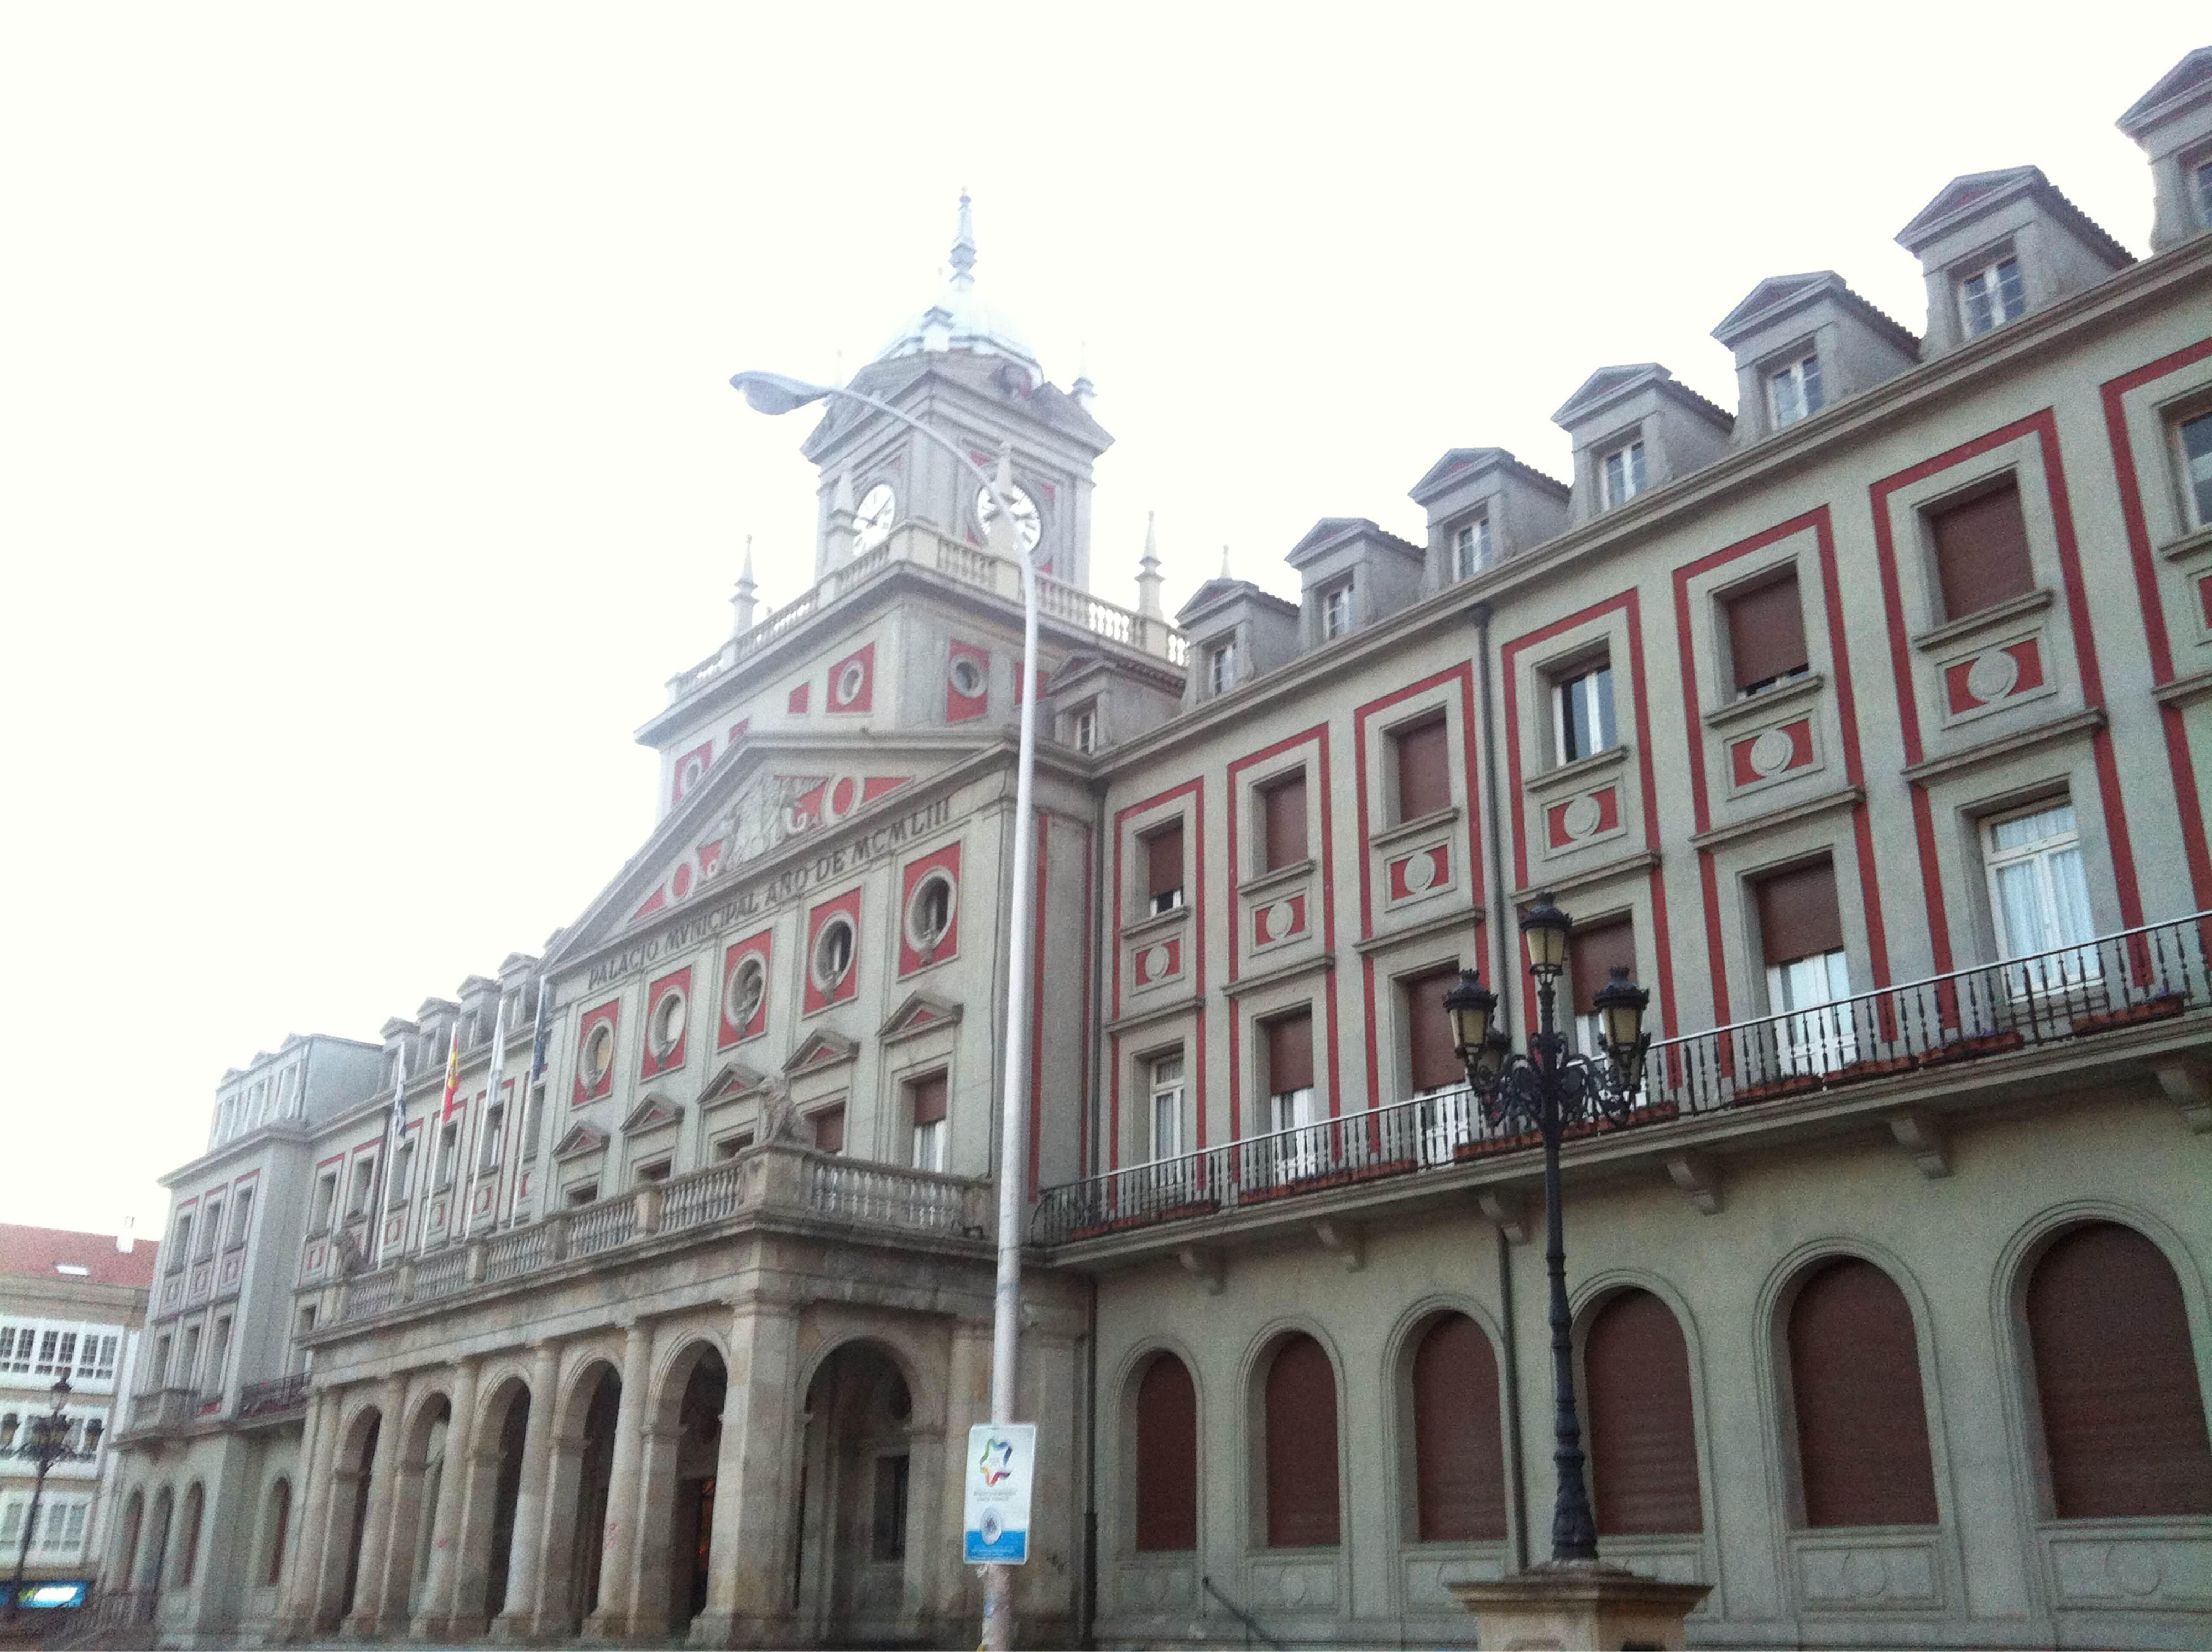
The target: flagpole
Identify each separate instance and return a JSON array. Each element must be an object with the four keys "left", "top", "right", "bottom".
[
  {"left": 462, "top": 1000, "right": 507, "bottom": 1242},
  {"left": 368, "top": 1049, "right": 407, "bottom": 1268},
  {"left": 505, "top": 974, "right": 553, "bottom": 1230},
  {"left": 424, "top": 1024, "right": 462, "bottom": 1257}
]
